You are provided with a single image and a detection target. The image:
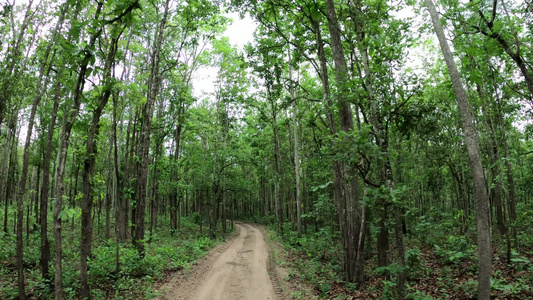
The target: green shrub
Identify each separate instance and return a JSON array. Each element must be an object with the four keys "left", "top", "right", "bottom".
[{"left": 405, "top": 246, "right": 421, "bottom": 271}]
